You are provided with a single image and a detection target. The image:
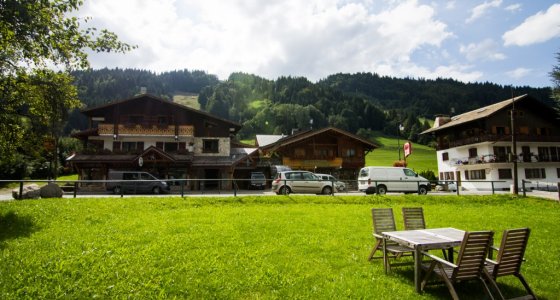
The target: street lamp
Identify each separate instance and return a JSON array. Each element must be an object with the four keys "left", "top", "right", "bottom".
[{"left": 397, "top": 124, "right": 404, "bottom": 161}]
